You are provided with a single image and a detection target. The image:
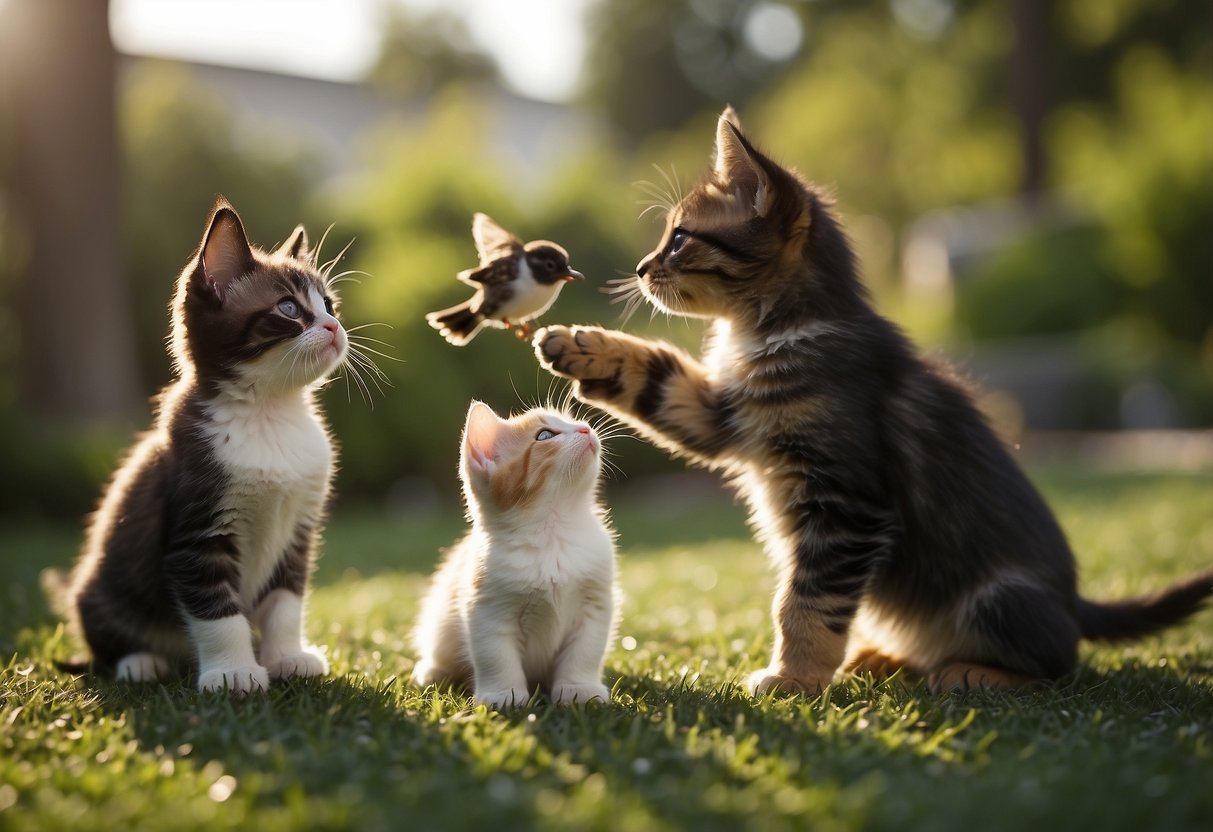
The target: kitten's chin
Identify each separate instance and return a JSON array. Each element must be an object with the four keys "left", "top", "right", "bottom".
[{"left": 640, "top": 279, "right": 714, "bottom": 320}]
